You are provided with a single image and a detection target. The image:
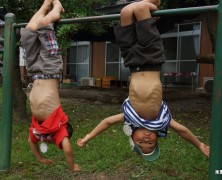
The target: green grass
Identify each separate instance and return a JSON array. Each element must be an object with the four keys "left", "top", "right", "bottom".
[{"left": 0, "top": 92, "right": 210, "bottom": 179}]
